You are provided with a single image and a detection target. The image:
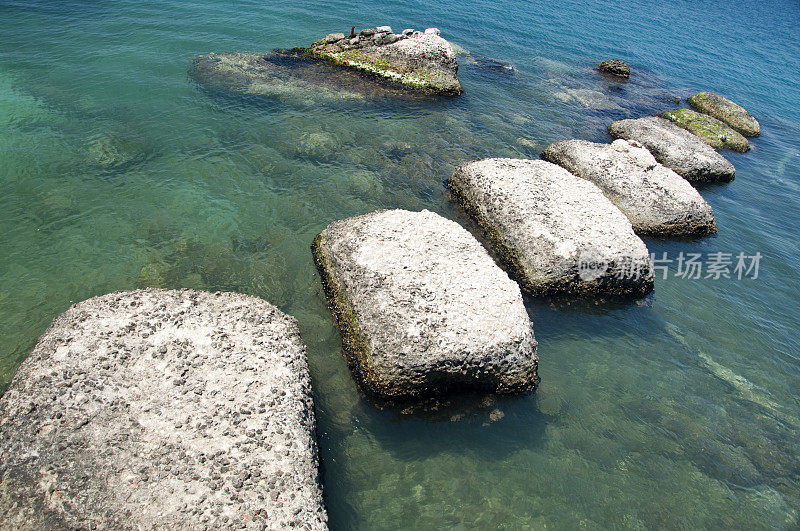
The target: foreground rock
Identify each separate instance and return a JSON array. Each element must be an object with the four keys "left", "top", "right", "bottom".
[
  {"left": 313, "top": 209, "right": 538, "bottom": 401},
  {"left": 0, "top": 289, "right": 326, "bottom": 529},
  {"left": 449, "top": 159, "right": 654, "bottom": 297},
  {"left": 307, "top": 26, "right": 462, "bottom": 95},
  {"left": 688, "top": 91, "right": 760, "bottom": 137},
  {"left": 597, "top": 59, "right": 630, "bottom": 78},
  {"left": 609, "top": 116, "right": 735, "bottom": 183},
  {"left": 542, "top": 139, "right": 717, "bottom": 236},
  {"left": 660, "top": 108, "right": 750, "bottom": 152}
]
